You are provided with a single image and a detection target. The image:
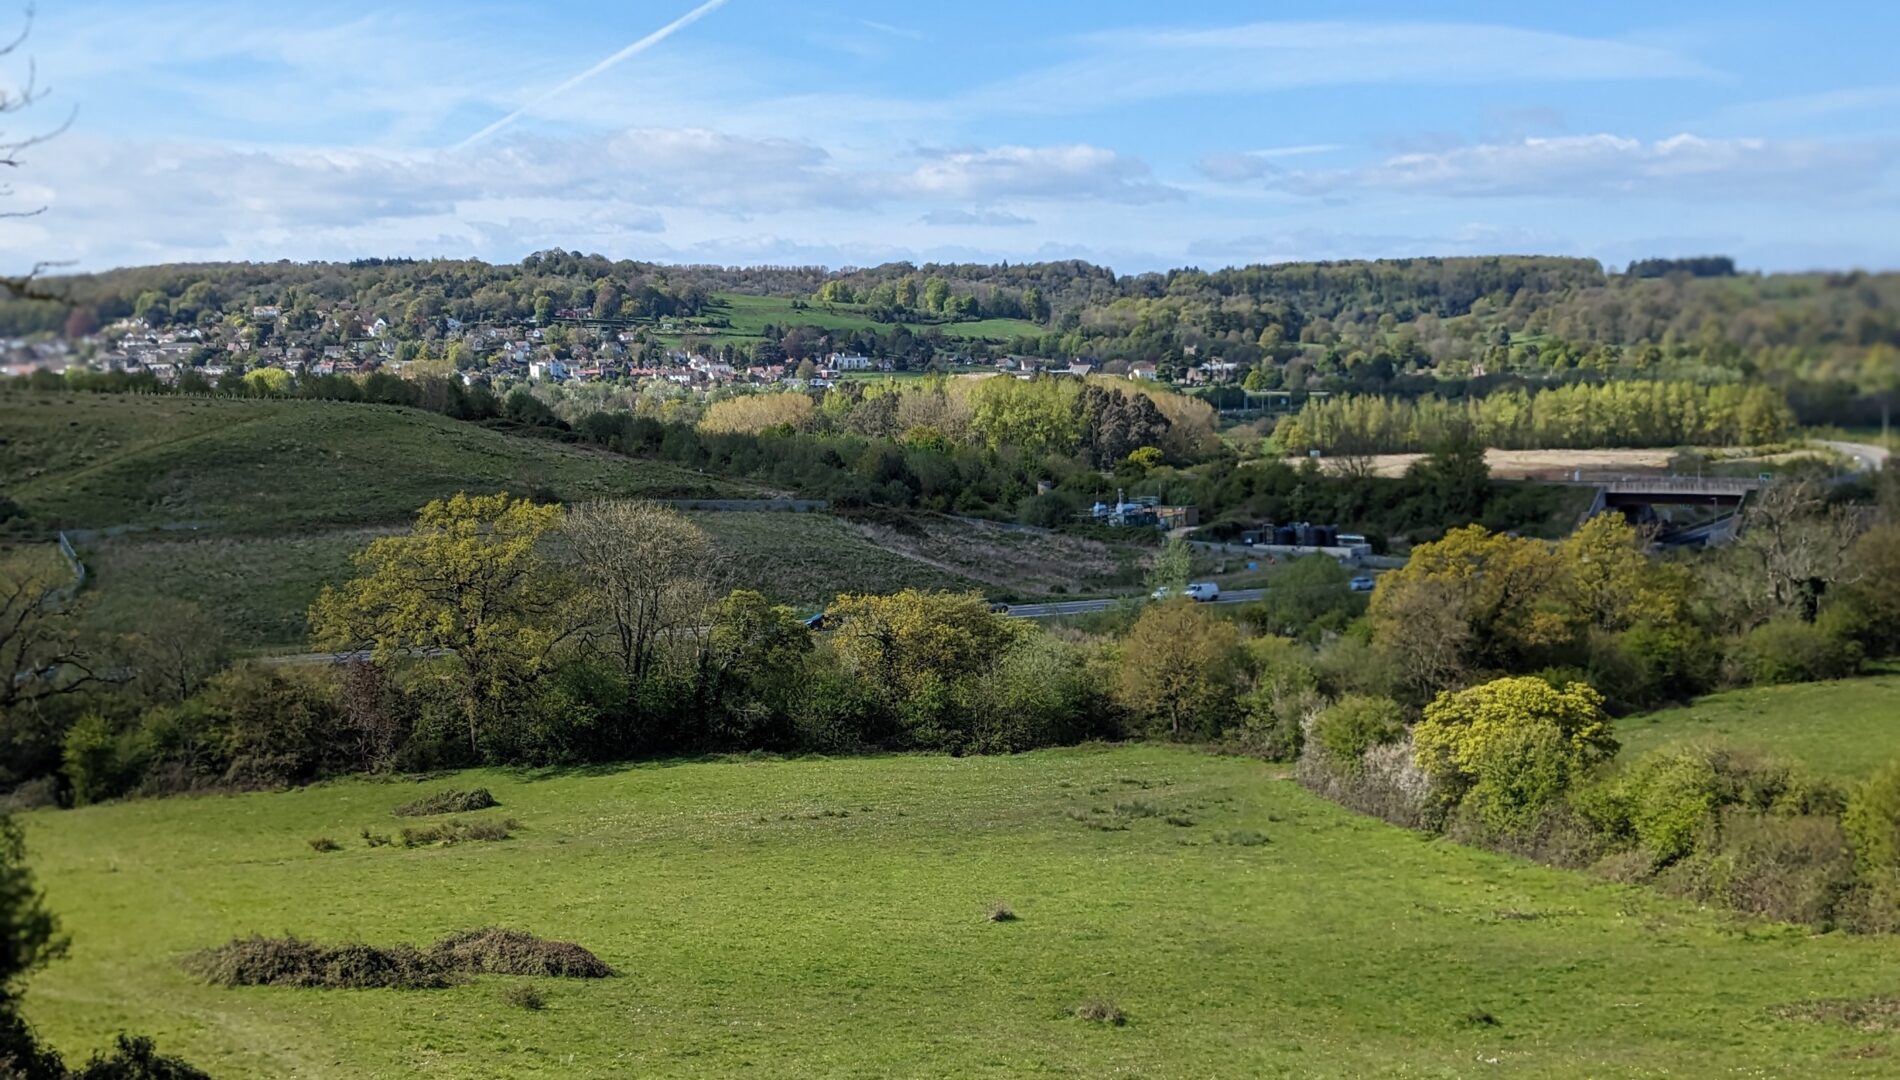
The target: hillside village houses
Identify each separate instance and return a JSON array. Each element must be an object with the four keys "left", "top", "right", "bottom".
[{"left": 4, "top": 301, "right": 1241, "bottom": 395}]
